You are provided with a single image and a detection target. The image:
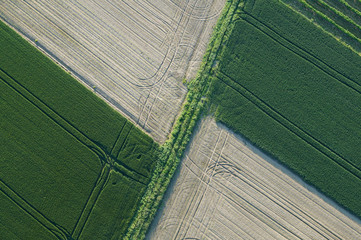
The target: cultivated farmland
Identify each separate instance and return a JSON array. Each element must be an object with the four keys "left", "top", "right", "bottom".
[
  {"left": 210, "top": 0, "right": 361, "bottom": 219},
  {"left": 2, "top": 0, "right": 361, "bottom": 239},
  {"left": 0, "top": 0, "right": 225, "bottom": 142},
  {"left": 0, "top": 20, "right": 157, "bottom": 239},
  {"left": 148, "top": 117, "right": 361, "bottom": 239},
  {"left": 281, "top": 0, "right": 361, "bottom": 53}
]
